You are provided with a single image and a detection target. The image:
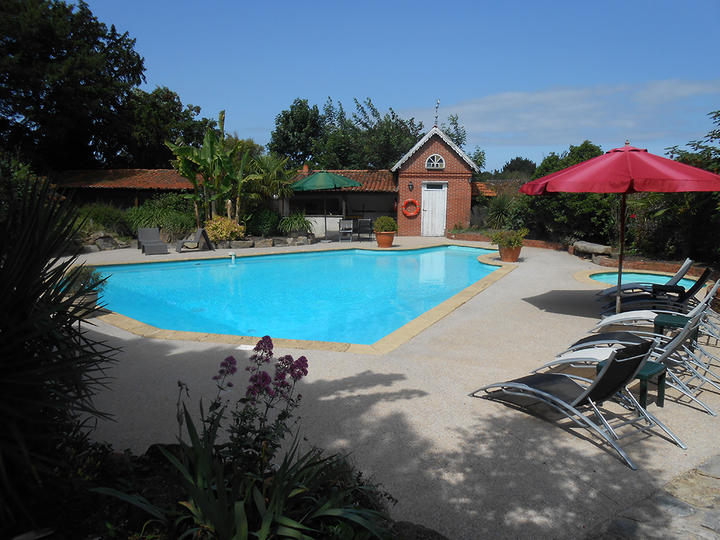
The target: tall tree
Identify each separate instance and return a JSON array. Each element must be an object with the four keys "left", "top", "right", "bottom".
[
  {"left": 441, "top": 114, "right": 467, "bottom": 149},
  {"left": 501, "top": 156, "right": 536, "bottom": 179},
  {"left": 0, "top": 0, "right": 145, "bottom": 171},
  {"left": 312, "top": 98, "right": 361, "bottom": 169},
  {"left": 666, "top": 109, "right": 720, "bottom": 174},
  {"left": 104, "top": 86, "right": 216, "bottom": 168},
  {"left": 267, "top": 98, "right": 322, "bottom": 168},
  {"left": 352, "top": 98, "right": 423, "bottom": 169}
]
